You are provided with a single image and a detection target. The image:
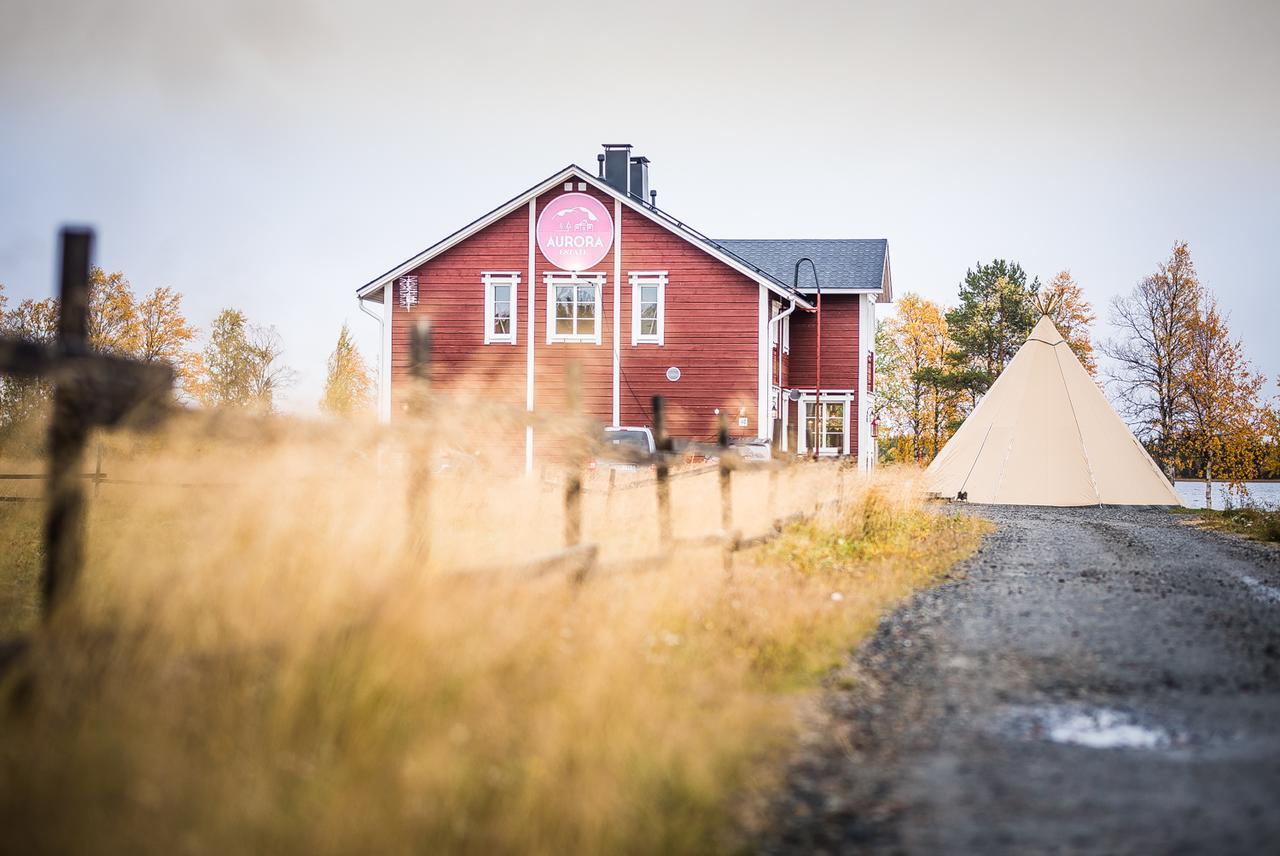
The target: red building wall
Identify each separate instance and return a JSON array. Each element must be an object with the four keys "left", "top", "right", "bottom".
[
  {"left": 389, "top": 184, "right": 763, "bottom": 444},
  {"left": 788, "top": 295, "right": 861, "bottom": 390},
  {"left": 787, "top": 295, "right": 861, "bottom": 460},
  {"left": 616, "top": 206, "right": 760, "bottom": 441}
]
